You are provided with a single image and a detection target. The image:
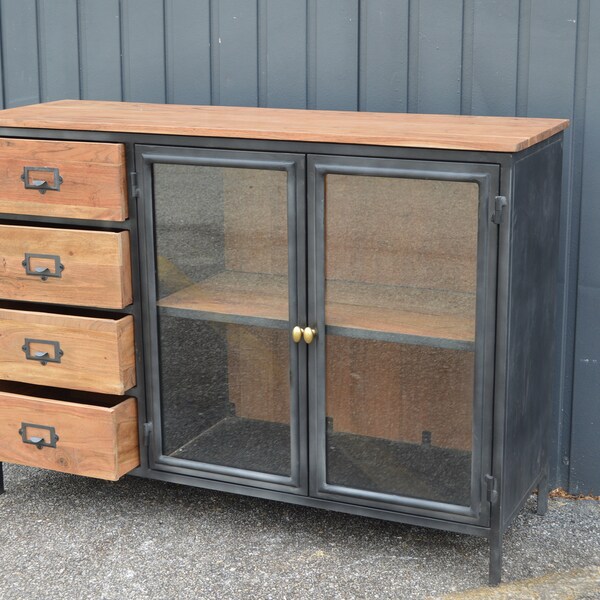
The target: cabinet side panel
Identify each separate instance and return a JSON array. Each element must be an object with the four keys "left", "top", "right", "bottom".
[{"left": 501, "top": 139, "right": 563, "bottom": 529}]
